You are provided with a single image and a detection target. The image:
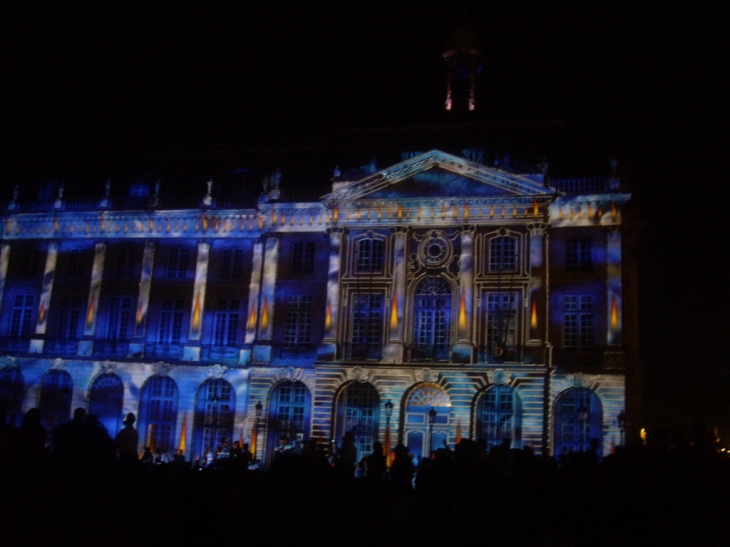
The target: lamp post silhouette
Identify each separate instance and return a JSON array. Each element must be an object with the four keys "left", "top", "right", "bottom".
[
  {"left": 254, "top": 400, "right": 262, "bottom": 461},
  {"left": 428, "top": 407, "right": 437, "bottom": 457},
  {"left": 384, "top": 399, "right": 393, "bottom": 465},
  {"left": 617, "top": 410, "right": 627, "bottom": 446}
]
